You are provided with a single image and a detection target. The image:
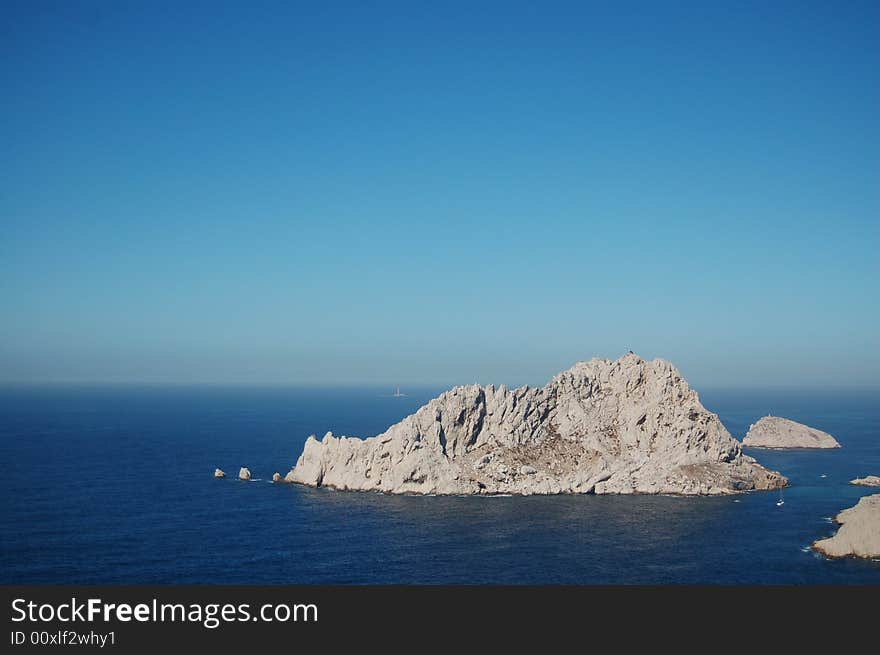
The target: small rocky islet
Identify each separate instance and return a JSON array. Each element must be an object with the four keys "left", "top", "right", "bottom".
[
  {"left": 742, "top": 416, "right": 840, "bottom": 449},
  {"left": 850, "top": 475, "right": 880, "bottom": 487}
]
